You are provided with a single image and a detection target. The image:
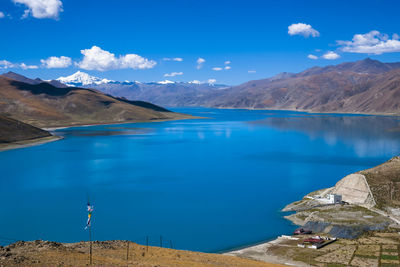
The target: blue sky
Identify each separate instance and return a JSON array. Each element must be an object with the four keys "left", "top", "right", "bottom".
[{"left": 1, "top": 0, "right": 400, "bottom": 84}]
